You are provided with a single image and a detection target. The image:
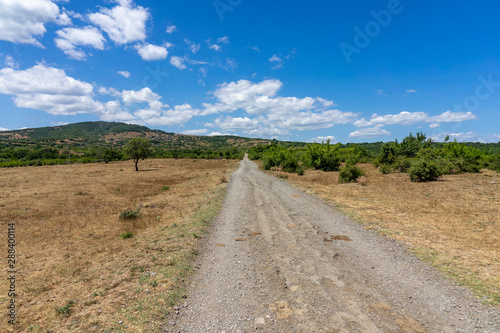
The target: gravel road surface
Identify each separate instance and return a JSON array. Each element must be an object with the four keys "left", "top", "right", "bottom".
[{"left": 165, "top": 158, "right": 499, "bottom": 332}]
